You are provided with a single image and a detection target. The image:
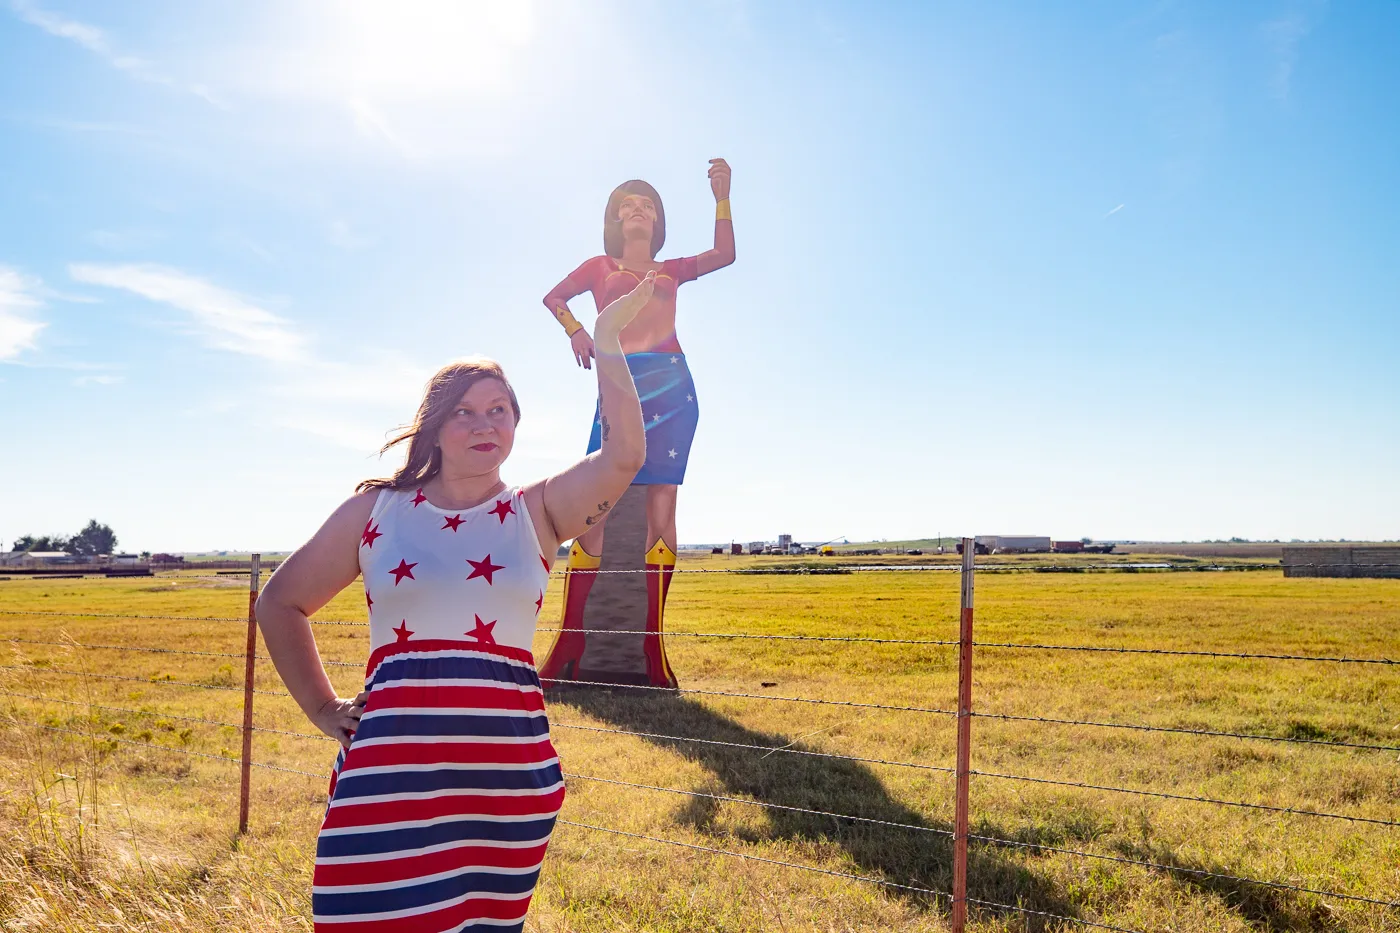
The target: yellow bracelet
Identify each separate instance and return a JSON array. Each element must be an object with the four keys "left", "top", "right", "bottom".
[
  {"left": 554, "top": 306, "right": 583, "bottom": 337},
  {"left": 715, "top": 198, "right": 731, "bottom": 221}
]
